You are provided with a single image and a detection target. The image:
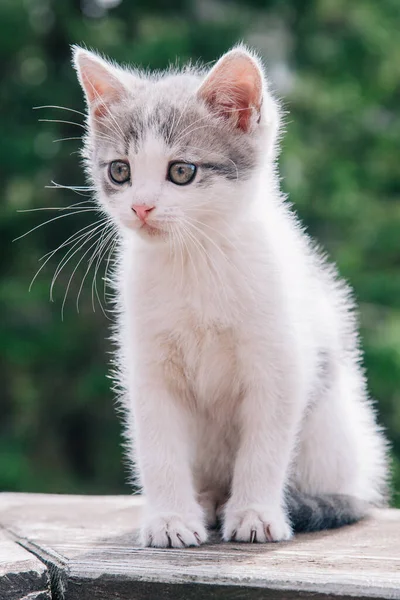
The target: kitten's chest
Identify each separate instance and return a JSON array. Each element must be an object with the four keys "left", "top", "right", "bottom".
[
  {"left": 144, "top": 276, "right": 244, "bottom": 405},
  {"left": 129, "top": 248, "right": 257, "bottom": 405},
  {"left": 163, "top": 314, "right": 242, "bottom": 407}
]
